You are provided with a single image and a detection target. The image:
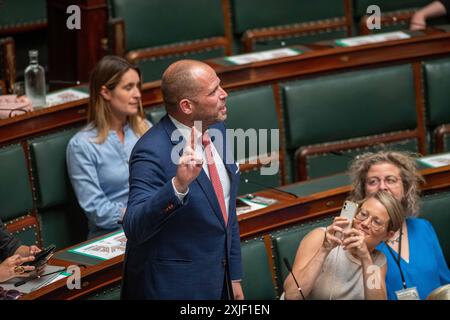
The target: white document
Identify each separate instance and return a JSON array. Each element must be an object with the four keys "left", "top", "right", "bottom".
[
  {"left": 1, "top": 265, "right": 67, "bottom": 294},
  {"left": 225, "top": 48, "right": 302, "bottom": 65},
  {"left": 68, "top": 231, "right": 127, "bottom": 260},
  {"left": 335, "top": 31, "right": 411, "bottom": 47},
  {"left": 46, "top": 88, "right": 89, "bottom": 107},
  {"left": 417, "top": 152, "right": 450, "bottom": 168},
  {"left": 236, "top": 196, "right": 278, "bottom": 215}
]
